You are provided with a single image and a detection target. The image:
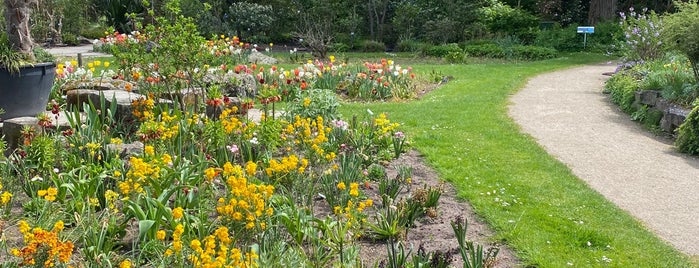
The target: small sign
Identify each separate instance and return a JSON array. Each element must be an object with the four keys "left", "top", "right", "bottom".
[{"left": 577, "top": 26, "right": 595, "bottom": 34}]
